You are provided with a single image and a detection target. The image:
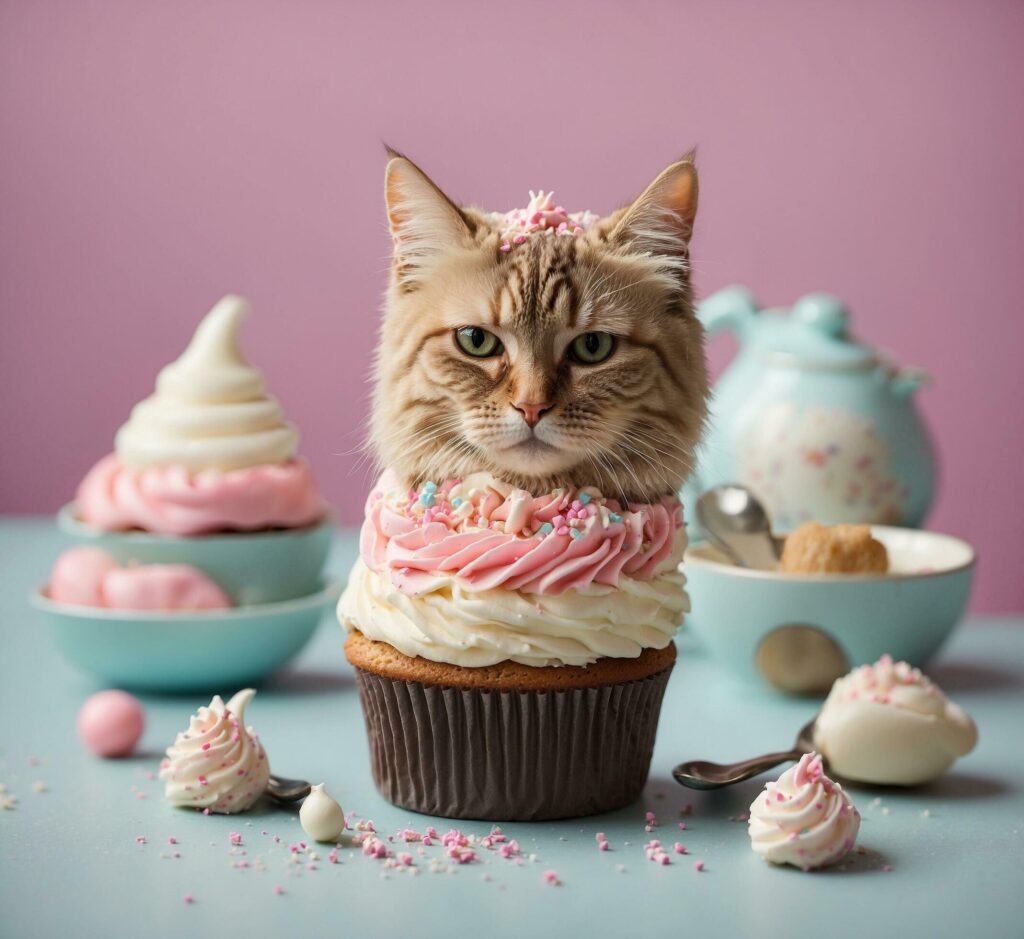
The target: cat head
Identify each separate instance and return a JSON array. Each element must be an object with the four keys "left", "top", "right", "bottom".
[{"left": 370, "top": 149, "right": 708, "bottom": 503}]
